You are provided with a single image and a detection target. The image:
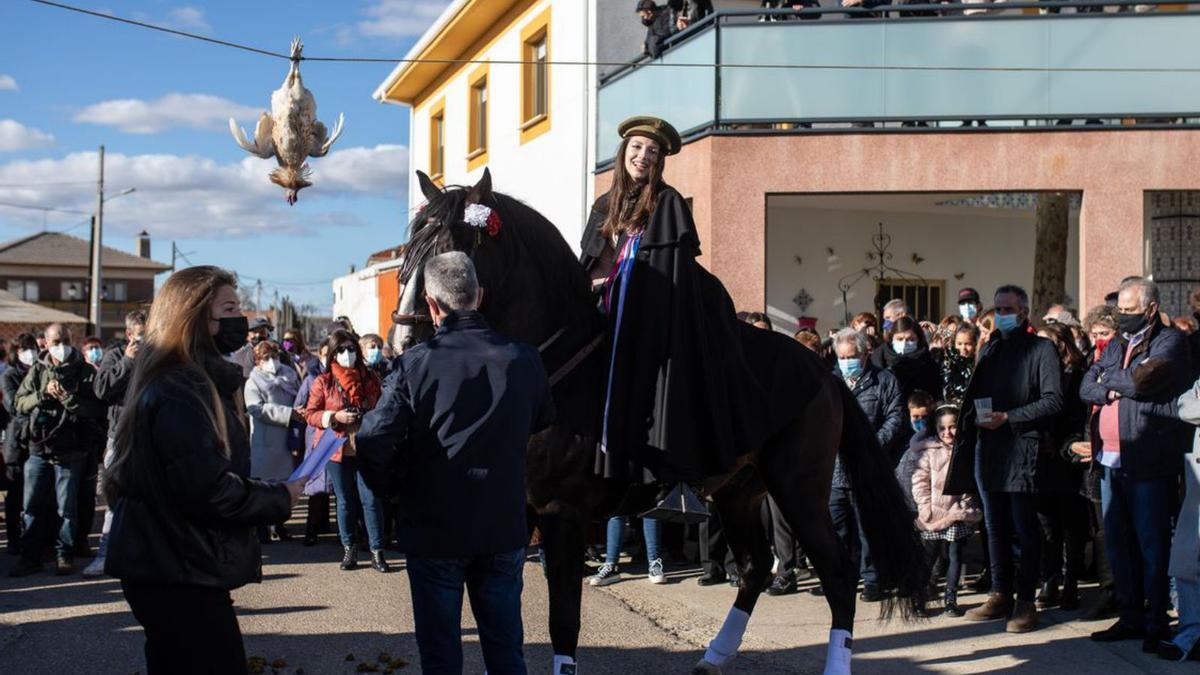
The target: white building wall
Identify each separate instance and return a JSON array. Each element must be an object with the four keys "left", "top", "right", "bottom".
[
  {"left": 331, "top": 269, "right": 380, "bottom": 337},
  {"left": 407, "top": 0, "right": 595, "bottom": 253},
  {"left": 766, "top": 203, "right": 1081, "bottom": 335}
]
